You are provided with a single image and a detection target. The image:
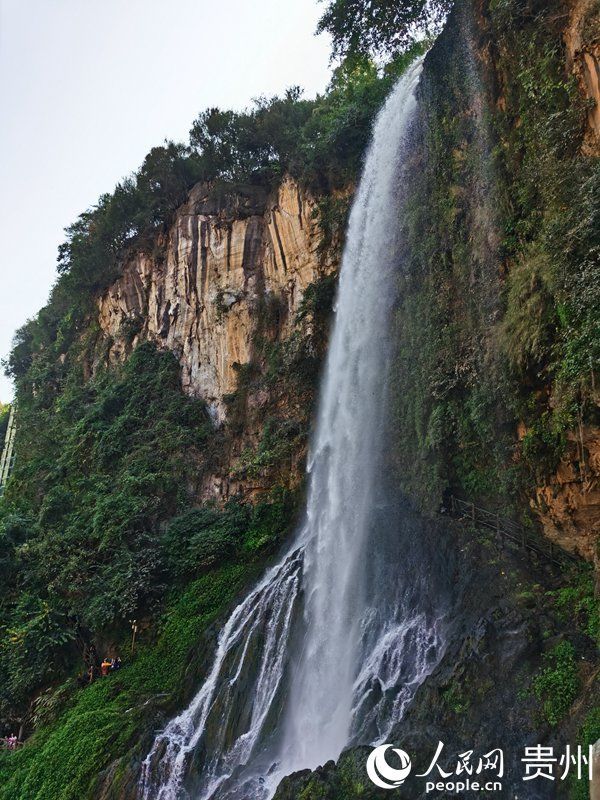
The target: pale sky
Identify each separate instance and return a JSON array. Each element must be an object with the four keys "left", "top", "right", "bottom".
[{"left": 0, "top": 0, "right": 332, "bottom": 402}]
